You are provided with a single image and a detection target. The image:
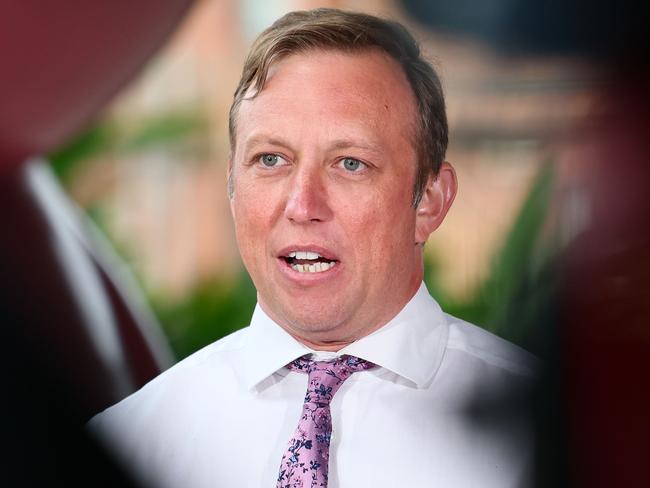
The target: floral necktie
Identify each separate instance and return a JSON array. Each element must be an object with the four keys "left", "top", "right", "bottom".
[{"left": 276, "top": 355, "right": 375, "bottom": 488}]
